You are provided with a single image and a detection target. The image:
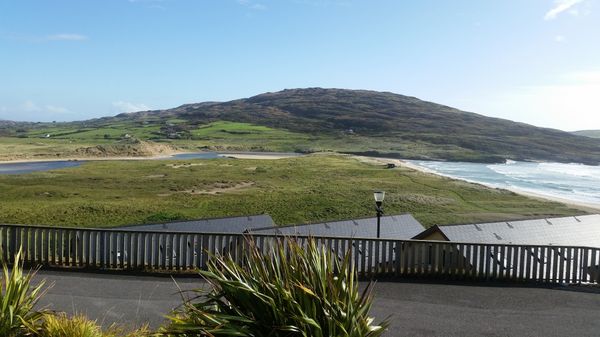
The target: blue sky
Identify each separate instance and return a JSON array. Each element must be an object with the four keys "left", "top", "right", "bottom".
[{"left": 1, "top": 0, "right": 599, "bottom": 131}]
